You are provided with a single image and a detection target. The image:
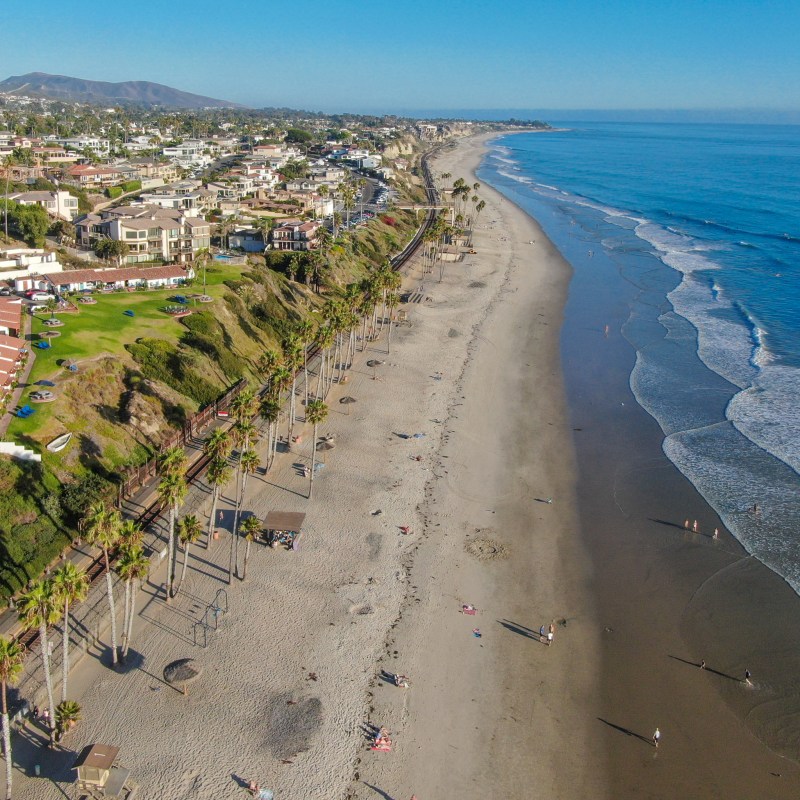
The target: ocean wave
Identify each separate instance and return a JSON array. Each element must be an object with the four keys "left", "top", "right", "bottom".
[{"left": 665, "top": 422, "right": 800, "bottom": 593}]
